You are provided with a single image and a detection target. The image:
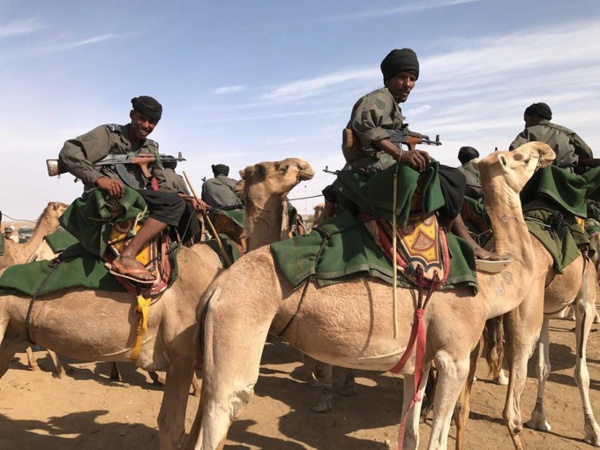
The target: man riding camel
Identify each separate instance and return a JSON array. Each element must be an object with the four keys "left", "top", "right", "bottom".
[
  {"left": 326, "top": 48, "right": 500, "bottom": 260},
  {"left": 58, "top": 95, "right": 202, "bottom": 283}
]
